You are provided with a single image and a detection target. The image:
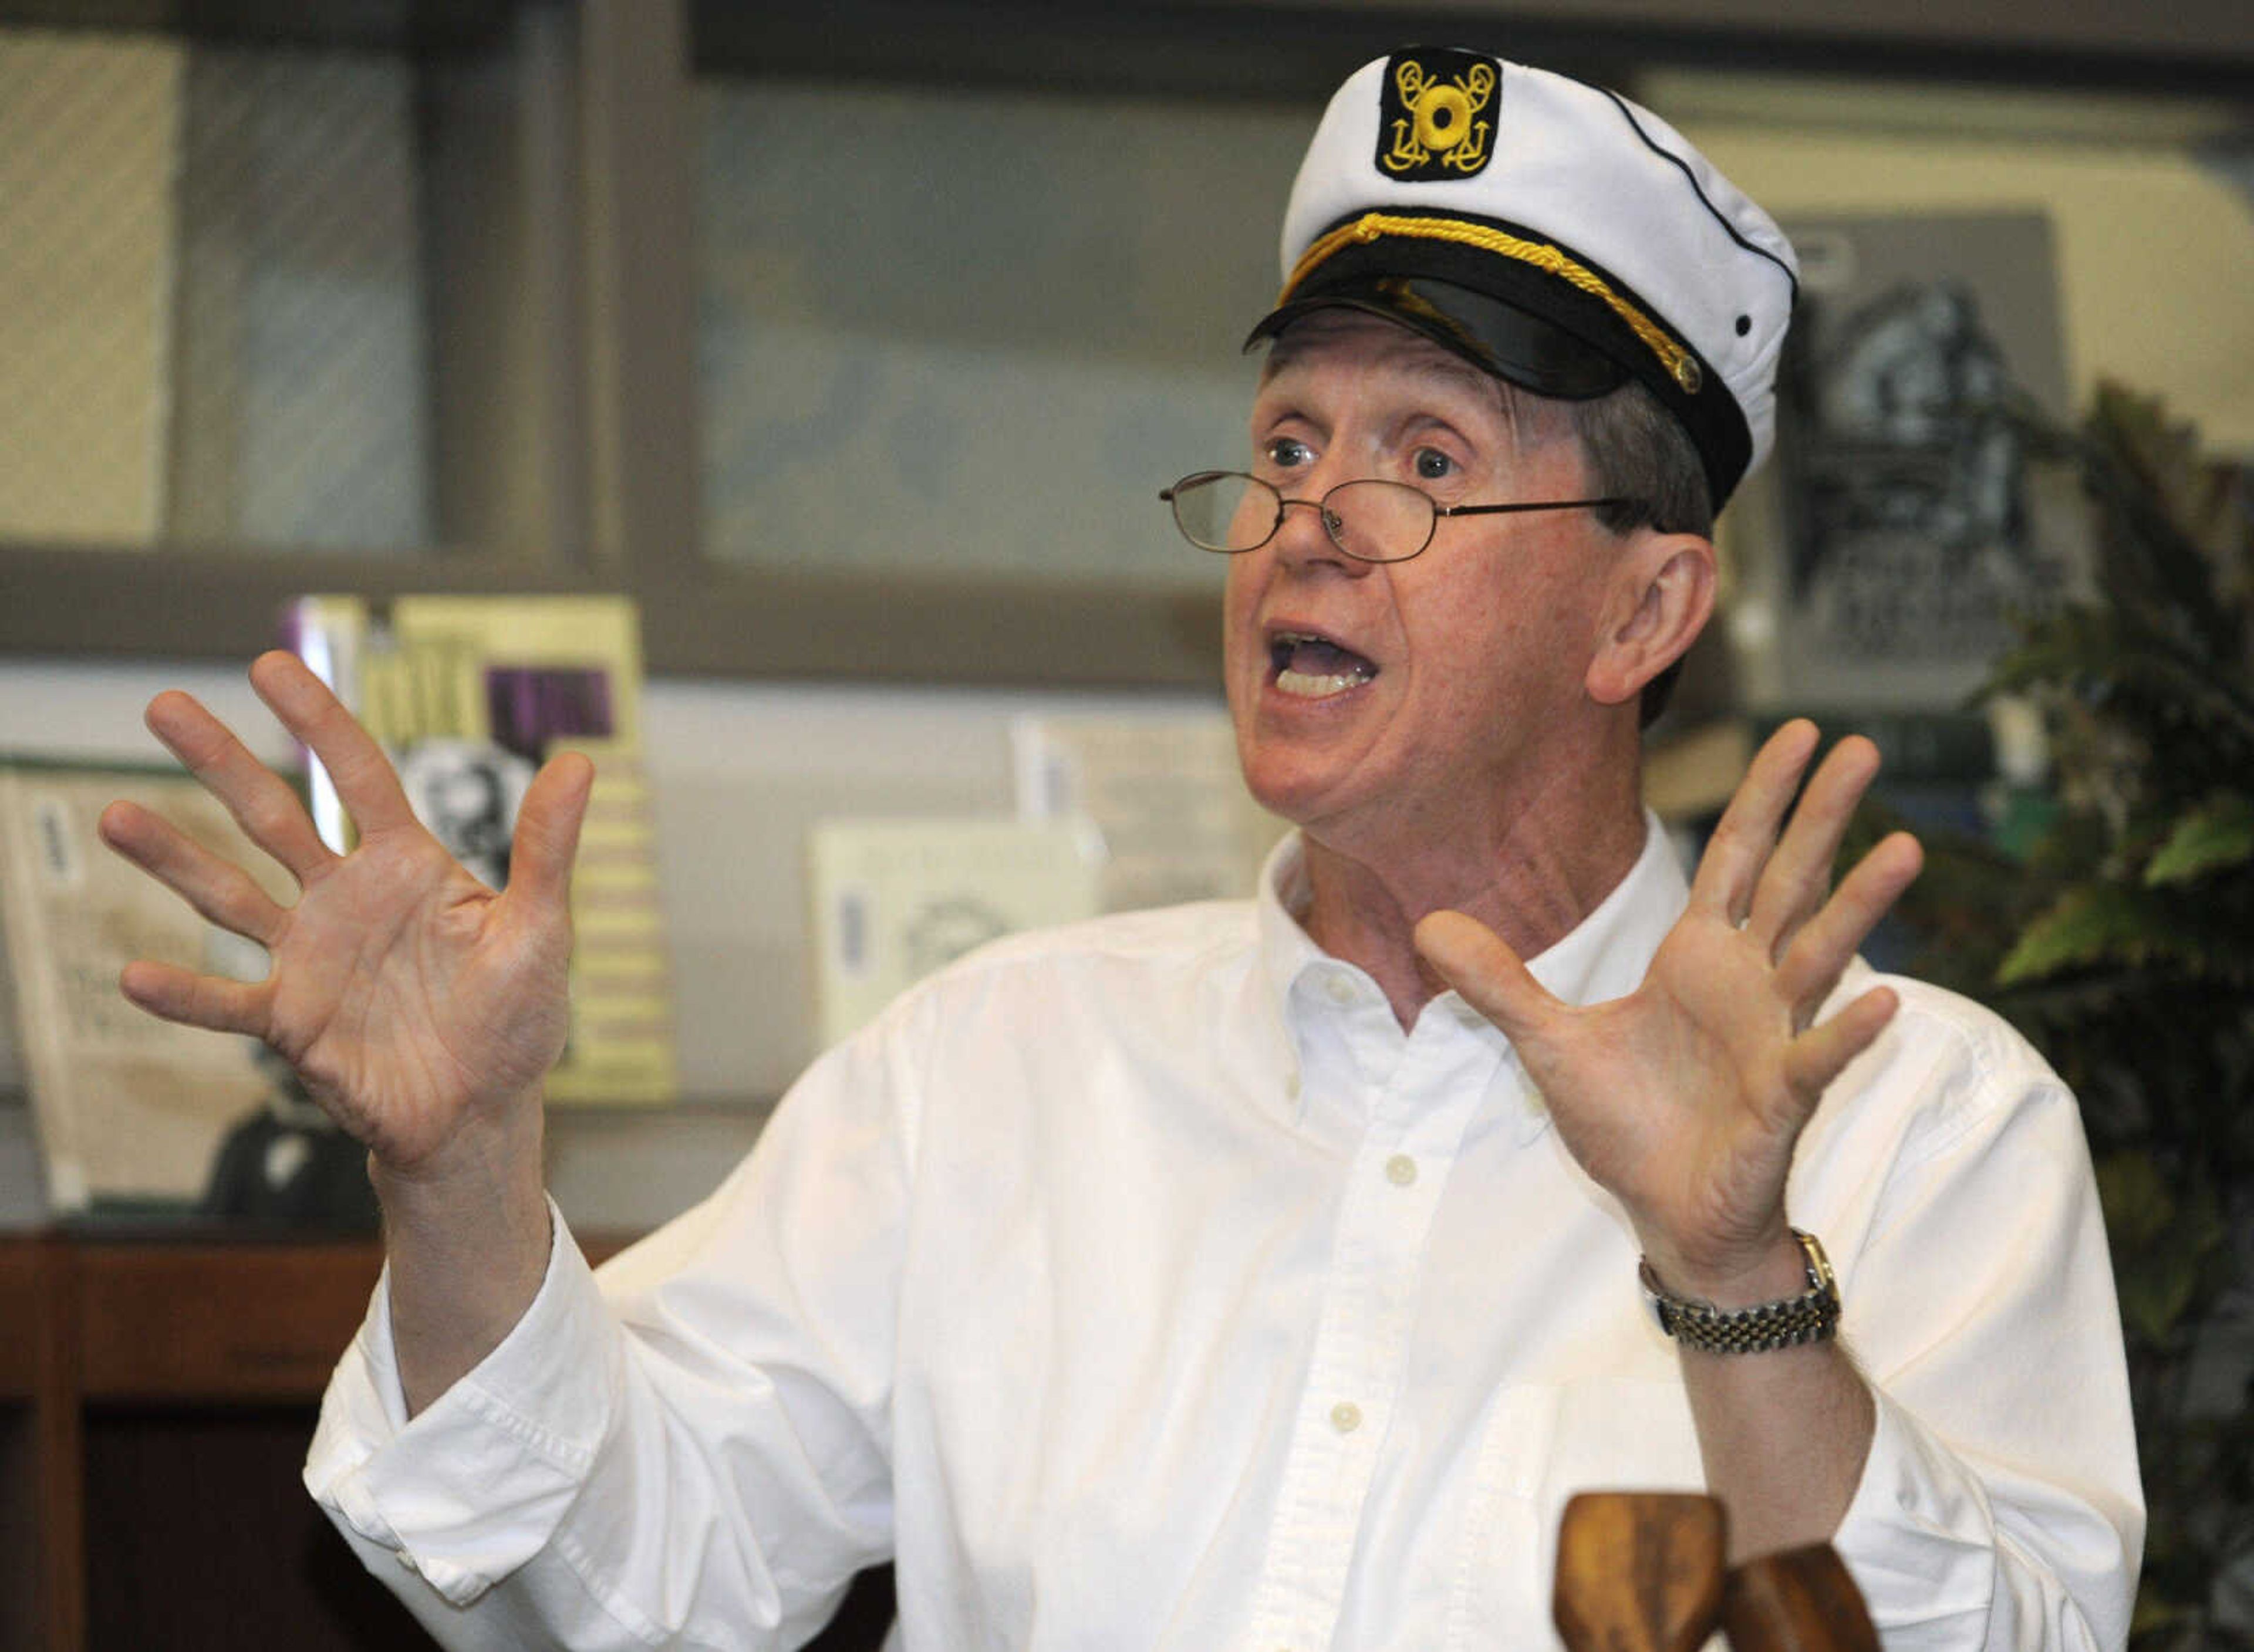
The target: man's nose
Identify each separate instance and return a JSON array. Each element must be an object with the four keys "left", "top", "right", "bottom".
[{"left": 1270, "top": 489, "right": 1370, "bottom": 574}]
